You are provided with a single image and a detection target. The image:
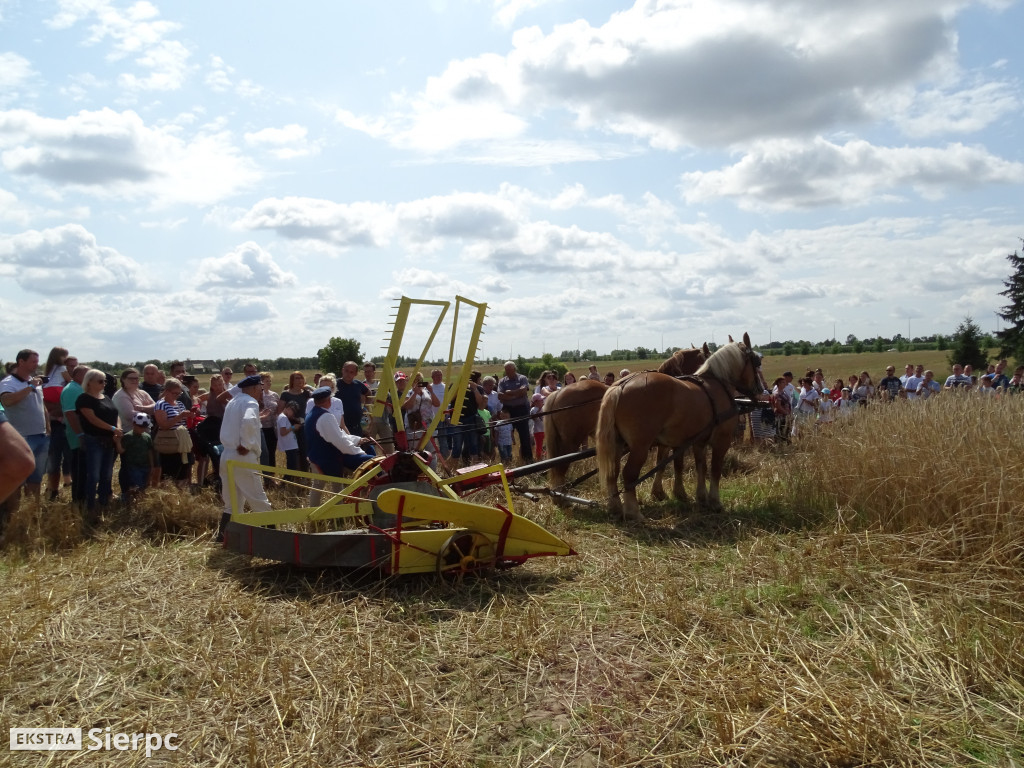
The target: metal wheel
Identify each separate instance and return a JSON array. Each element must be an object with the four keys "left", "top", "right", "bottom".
[{"left": 435, "top": 529, "right": 496, "bottom": 579}]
